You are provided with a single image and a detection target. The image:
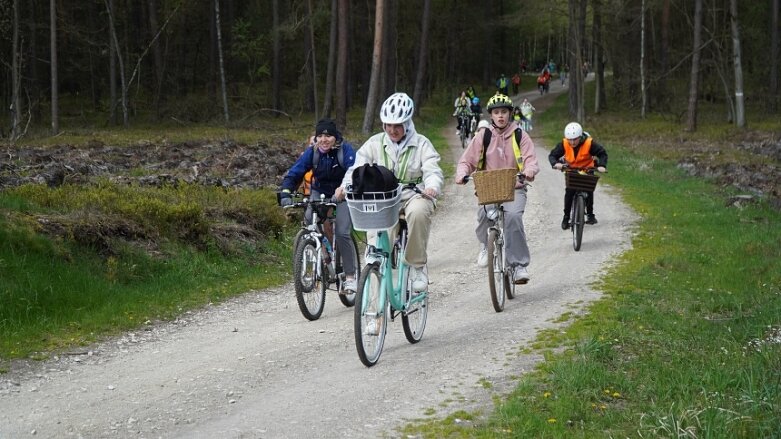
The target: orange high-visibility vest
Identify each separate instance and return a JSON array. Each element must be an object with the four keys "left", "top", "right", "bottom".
[{"left": 563, "top": 136, "right": 595, "bottom": 169}]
